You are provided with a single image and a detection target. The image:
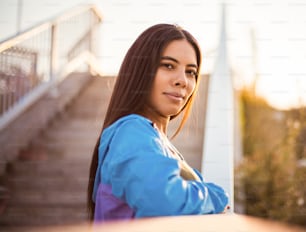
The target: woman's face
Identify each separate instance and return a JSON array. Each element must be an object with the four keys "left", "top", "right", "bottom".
[{"left": 147, "top": 39, "right": 198, "bottom": 119}]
